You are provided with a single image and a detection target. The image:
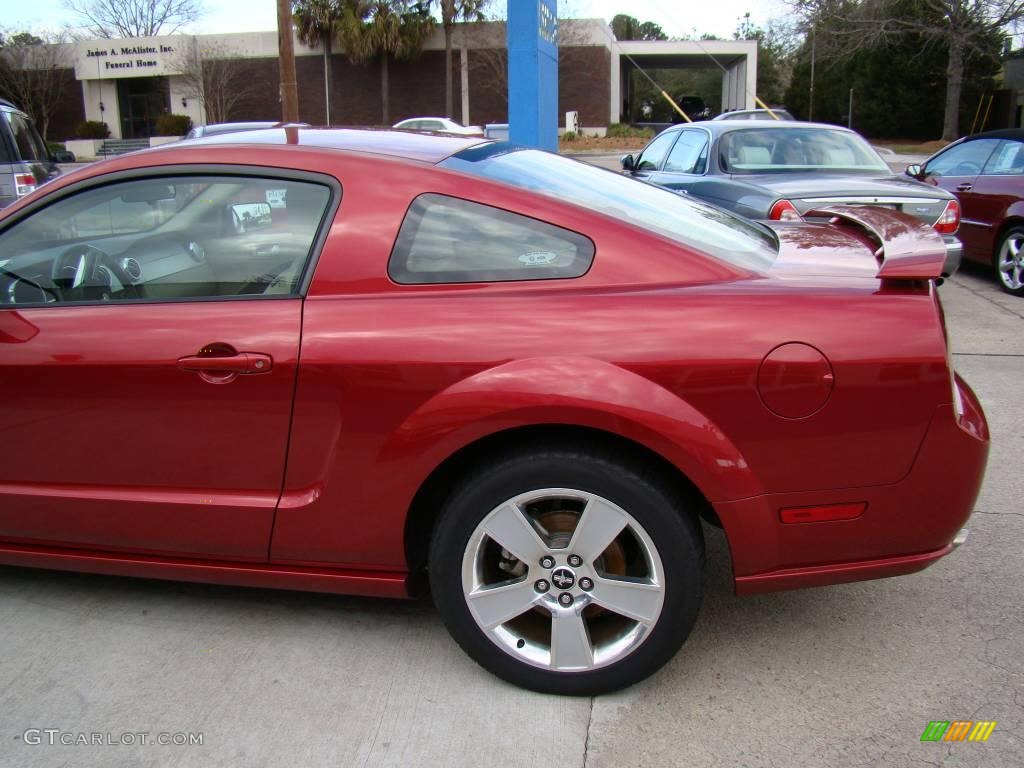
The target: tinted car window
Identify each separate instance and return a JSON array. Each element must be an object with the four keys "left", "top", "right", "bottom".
[
  {"left": 664, "top": 130, "right": 709, "bottom": 173},
  {"left": 0, "top": 119, "right": 11, "bottom": 162},
  {"left": 389, "top": 193, "right": 595, "bottom": 284},
  {"left": 441, "top": 146, "right": 778, "bottom": 271},
  {"left": 981, "top": 140, "right": 1024, "bottom": 175},
  {"left": 4, "top": 111, "right": 47, "bottom": 163},
  {"left": 635, "top": 131, "right": 678, "bottom": 171},
  {"left": 926, "top": 139, "right": 1000, "bottom": 177},
  {"left": 0, "top": 175, "right": 331, "bottom": 305}
]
